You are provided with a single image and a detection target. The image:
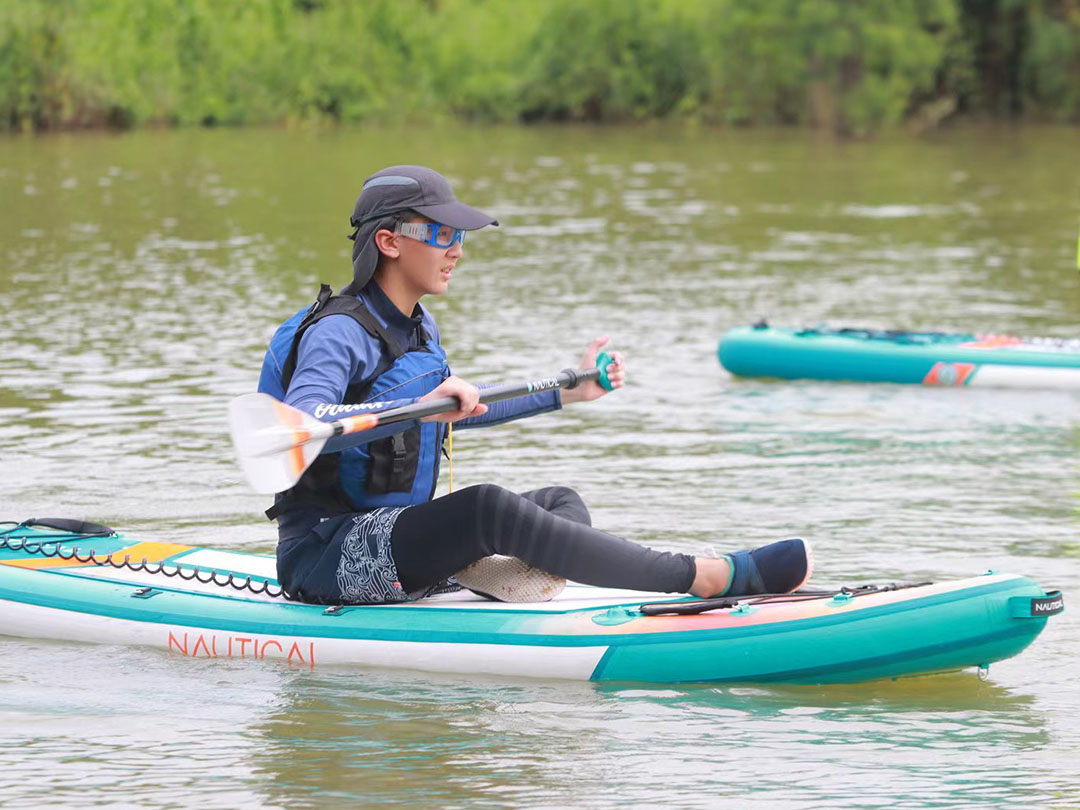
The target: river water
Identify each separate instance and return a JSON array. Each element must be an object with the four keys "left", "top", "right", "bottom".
[{"left": 1, "top": 125, "right": 1078, "bottom": 808}]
